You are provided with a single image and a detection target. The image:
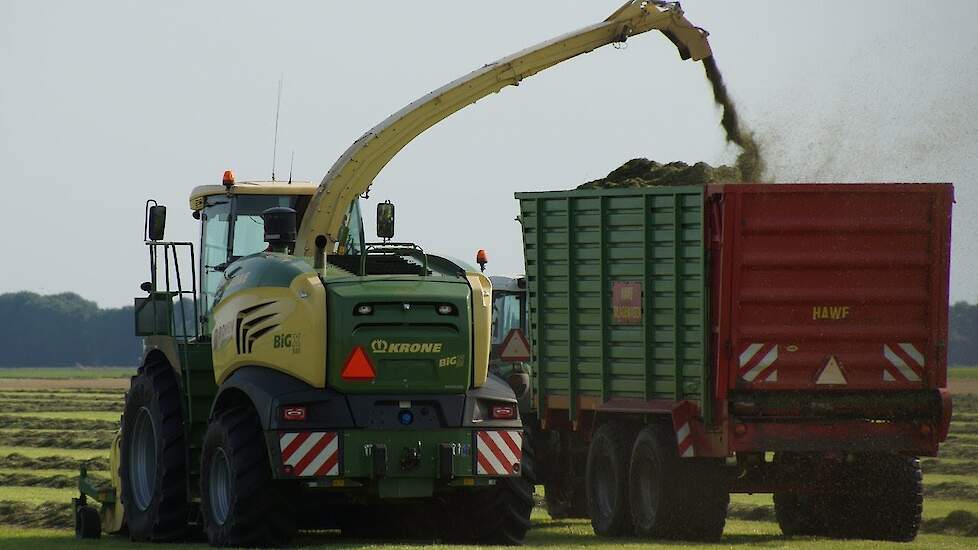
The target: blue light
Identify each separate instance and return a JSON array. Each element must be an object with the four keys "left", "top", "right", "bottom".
[{"left": 398, "top": 410, "right": 414, "bottom": 425}]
